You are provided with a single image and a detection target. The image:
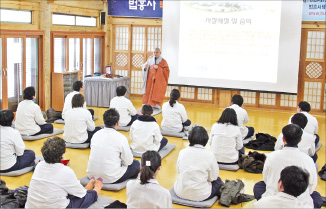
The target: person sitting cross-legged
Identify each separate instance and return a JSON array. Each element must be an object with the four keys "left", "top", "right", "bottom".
[
  {"left": 63, "top": 94, "right": 101, "bottom": 145},
  {"left": 15, "top": 86, "right": 53, "bottom": 136},
  {"left": 87, "top": 109, "right": 140, "bottom": 184},
  {"left": 275, "top": 113, "right": 316, "bottom": 162},
  {"left": 130, "top": 104, "right": 168, "bottom": 153},
  {"left": 25, "top": 137, "right": 103, "bottom": 208},
  {"left": 253, "top": 124, "right": 323, "bottom": 208},
  {"left": 0, "top": 109, "right": 36, "bottom": 174},
  {"left": 228, "top": 94, "right": 255, "bottom": 141},
  {"left": 174, "top": 126, "right": 224, "bottom": 201}
]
